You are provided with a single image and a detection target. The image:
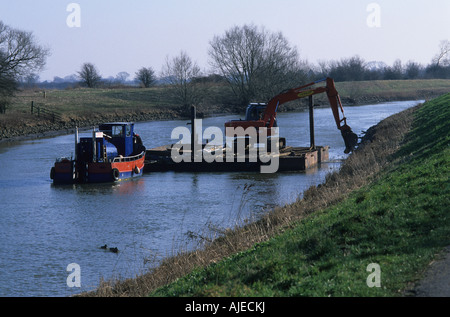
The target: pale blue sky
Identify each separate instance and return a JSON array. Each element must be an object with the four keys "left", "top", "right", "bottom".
[{"left": 1, "top": 0, "right": 449, "bottom": 81}]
